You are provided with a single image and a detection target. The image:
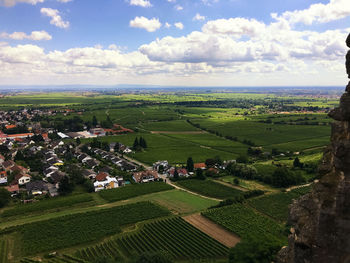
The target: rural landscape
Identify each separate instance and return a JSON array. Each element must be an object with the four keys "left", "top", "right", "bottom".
[
  {"left": 1, "top": 0, "right": 349, "bottom": 262},
  {"left": 0, "top": 87, "right": 340, "bottom": 262}
]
